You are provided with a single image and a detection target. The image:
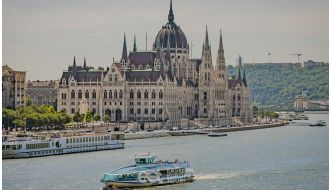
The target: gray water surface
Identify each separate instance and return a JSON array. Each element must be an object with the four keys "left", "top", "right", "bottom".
[{"left": 3, "top": 114, "right": 329, "bottom": 190}]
